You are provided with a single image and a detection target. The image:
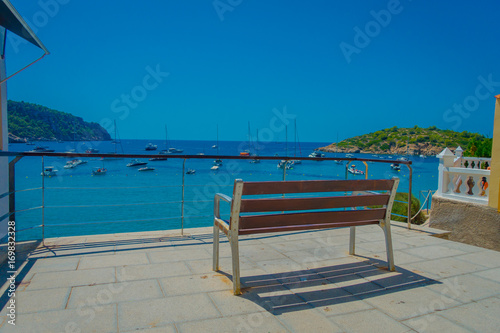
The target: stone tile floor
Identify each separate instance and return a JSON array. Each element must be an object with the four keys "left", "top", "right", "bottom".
[{"left": 1, "top": 222, "right": 500, "bottom": 332}]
